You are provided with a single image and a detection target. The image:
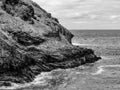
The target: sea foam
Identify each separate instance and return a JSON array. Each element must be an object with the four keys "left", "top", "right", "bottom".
[{"left": 0, "top": 72, "right": 52, "bottom": 90}]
